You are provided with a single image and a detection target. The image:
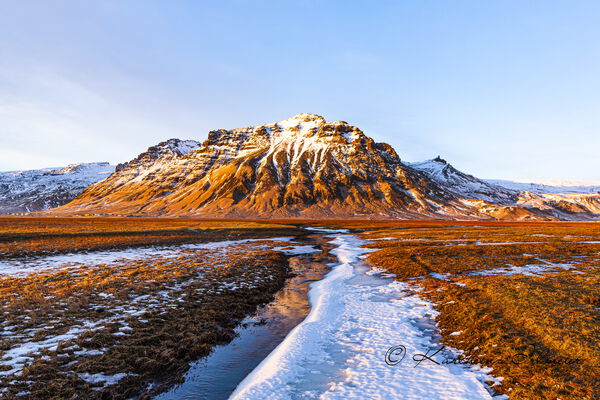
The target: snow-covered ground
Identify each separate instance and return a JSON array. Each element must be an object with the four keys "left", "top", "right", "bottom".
[
  {"left": 230, "top": 234, "right": 502, "bottom": 400},
  {"left": 0, "top": 320, "right": 106, "bottom": 377}
]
